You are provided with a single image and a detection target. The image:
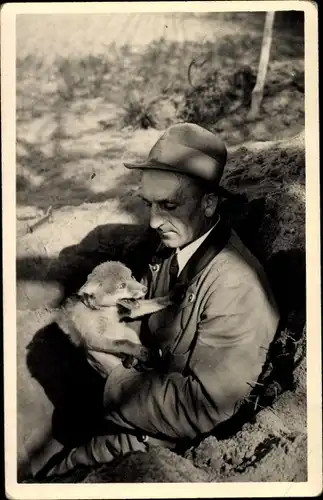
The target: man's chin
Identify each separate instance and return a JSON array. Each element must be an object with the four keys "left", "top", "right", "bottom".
[{"left": 160, "top": 233, "right": 180, "bottom": 248}]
